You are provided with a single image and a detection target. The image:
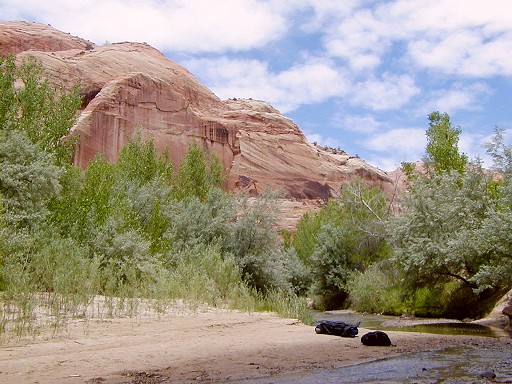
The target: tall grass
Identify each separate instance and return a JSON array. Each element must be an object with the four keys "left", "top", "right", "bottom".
[{"left": 0, "top": 241, "right": 311, "bottom": 342}]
